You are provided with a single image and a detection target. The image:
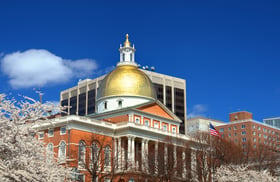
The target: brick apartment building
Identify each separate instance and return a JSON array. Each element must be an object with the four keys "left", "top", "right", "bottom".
[{"left": 215, "top": 111, "right": 280, "bottom": 155}]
